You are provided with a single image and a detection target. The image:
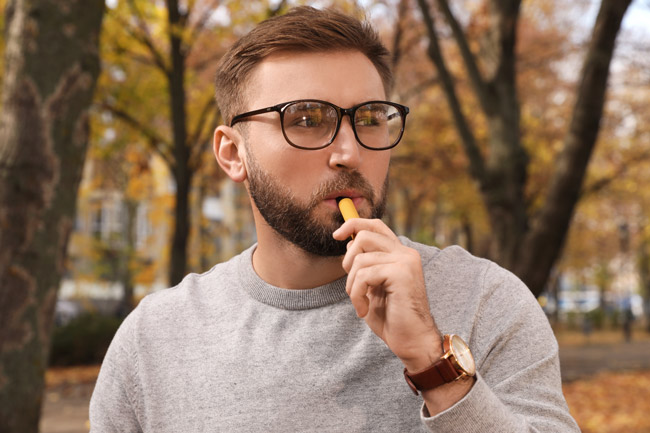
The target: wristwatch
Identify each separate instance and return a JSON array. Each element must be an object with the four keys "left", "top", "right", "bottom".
[{"left": 403, "top": 334, "right": 476, "bottom": 395}]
